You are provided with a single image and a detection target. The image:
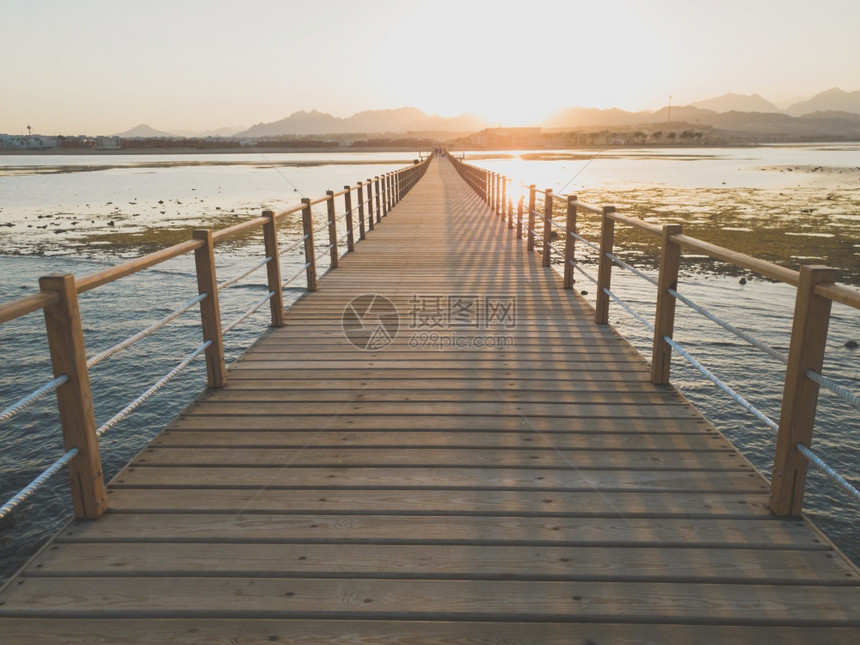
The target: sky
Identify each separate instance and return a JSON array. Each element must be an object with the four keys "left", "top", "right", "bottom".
[{"left": 2, "top": 0, "right": 859, "bottom": 135}]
